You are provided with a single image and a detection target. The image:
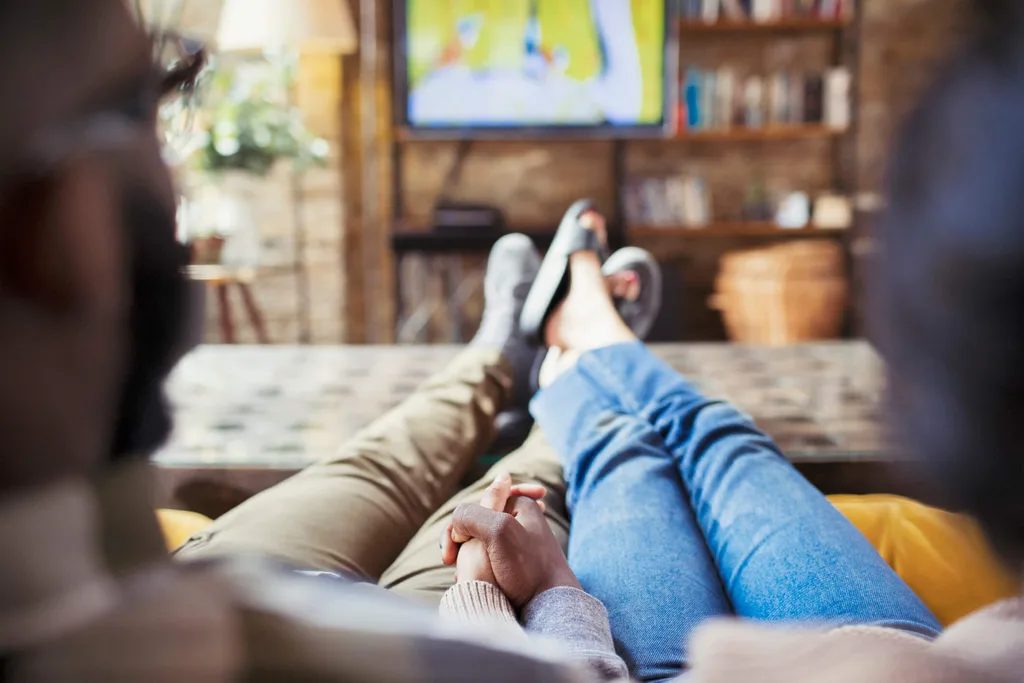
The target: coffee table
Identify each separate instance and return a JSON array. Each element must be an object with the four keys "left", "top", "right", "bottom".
[{"left": 153, "top": 342, "right": 915, "bottom": 515}]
